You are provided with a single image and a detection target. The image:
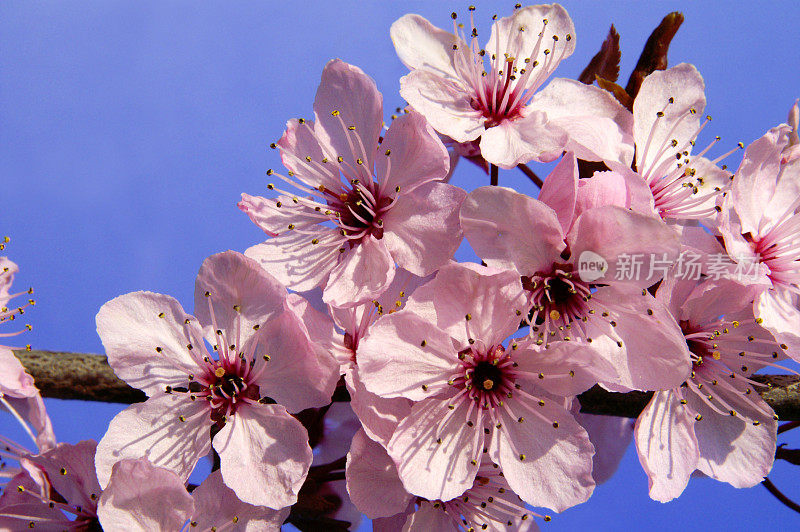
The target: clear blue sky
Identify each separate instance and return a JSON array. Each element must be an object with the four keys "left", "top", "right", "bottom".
[{"left": 2, "top": 1, "right": 799, "bottom": 529}]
